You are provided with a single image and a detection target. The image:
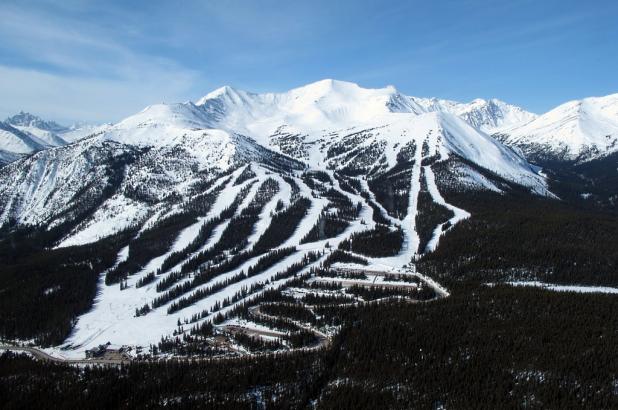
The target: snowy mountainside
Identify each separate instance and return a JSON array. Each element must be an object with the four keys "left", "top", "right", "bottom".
[
  {"left": 61, "top": 123, "right": 113, "bottom": 143},
  {"left": 497, "top": 93, "right": 618, "bottom": 161},
  {"left": 0, "top": 112, "right": 112, "bottom": 163},
  {"left": 0, "top": 80, "right": 549, "bottom": 248},
  {"left": 52, "top": 131, "right": 540, "bottom": 357},
  {"left": 0, "top": 129, "right": 301, "bottom": 240},
  {"left": 448, "top": 98, "right": 537, "bottom": 133},
  {"left": 313, "top": 112, "right": 546, "bottom": 193},
  {"left": 6, "top": 111, "right": 68, "bottom": 147},
  {"left": 195, "top": 79, "right": 536, "bottom": 136},
  {"left": 0, "top": 121, "right": 48, "bottom": 156},
  {"left": 0, "top": 138, "right": 139, "bottom": 229},
  {"left": 196, "top": 80, "right": 405, "bottom": 136},
  {"left": 0, "top": 79, "right": 562, "bottom": 358},
  {"left": 0, "top": 149, "right": 21, "bottom": 166},
  {"left": 387, "top": 94, "right": 536, "bottom": 133},
  {"left": 194, "top": 80, "right": 546, "bottom": 193}
]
